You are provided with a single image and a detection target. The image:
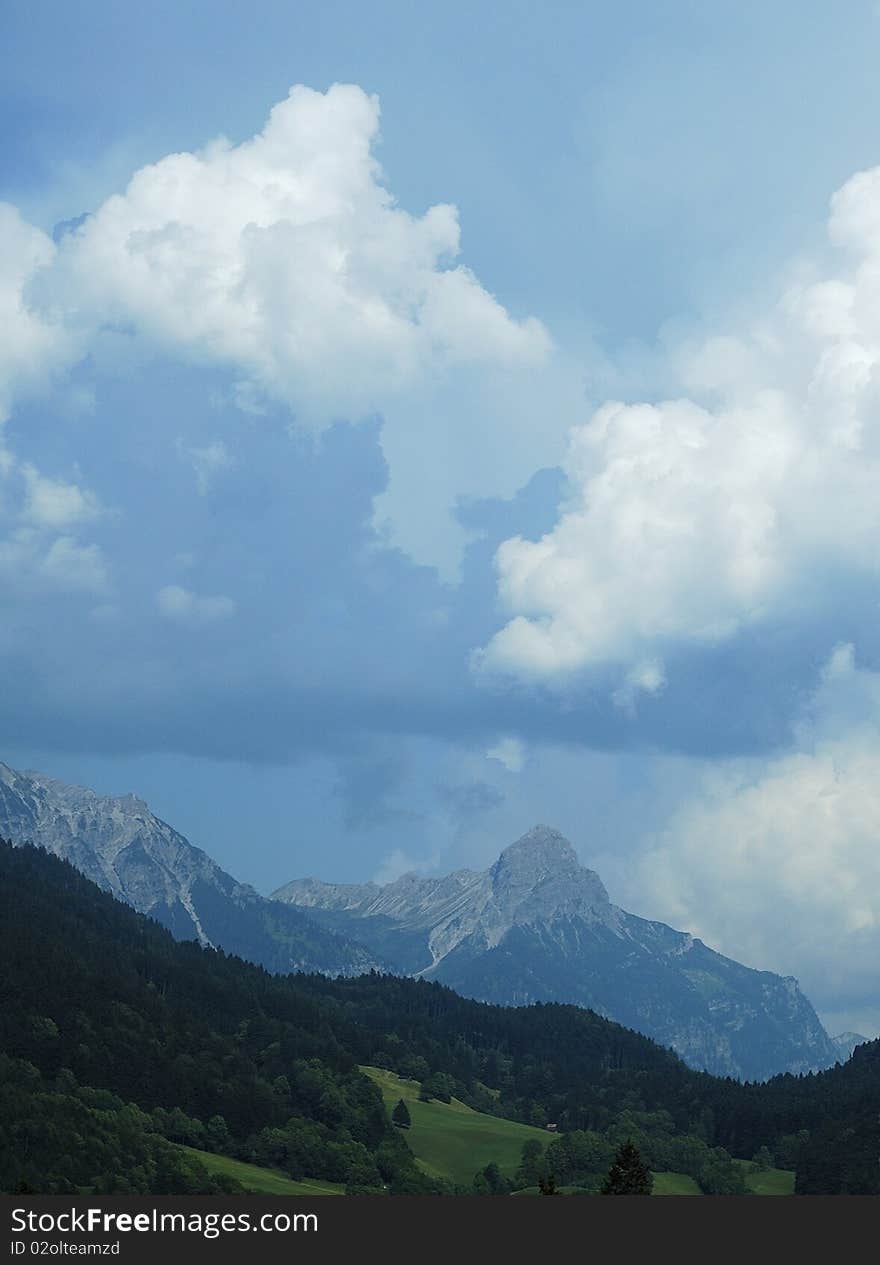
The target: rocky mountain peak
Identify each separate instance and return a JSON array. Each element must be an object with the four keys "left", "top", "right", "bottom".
[
  {"left": 0, "top": 764, "right": 148, "bottom": 821},
  {"left": 0, "top": 759, "right": 385, "bottom": 976},
  {"left": 496, "top": 825, "right": 578, "bottom": 871},
  {"left": 268, "top": 820, "right": 842, "bottom": 1080},
  {"left": 492, "top": 825, "right": 609, "bottom": 912}
]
